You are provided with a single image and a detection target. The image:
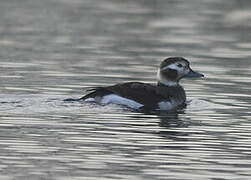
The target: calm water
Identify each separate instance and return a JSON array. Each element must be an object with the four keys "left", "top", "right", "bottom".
[{"left": 0, "top": 0, "right": 251, "bottom": 179}]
